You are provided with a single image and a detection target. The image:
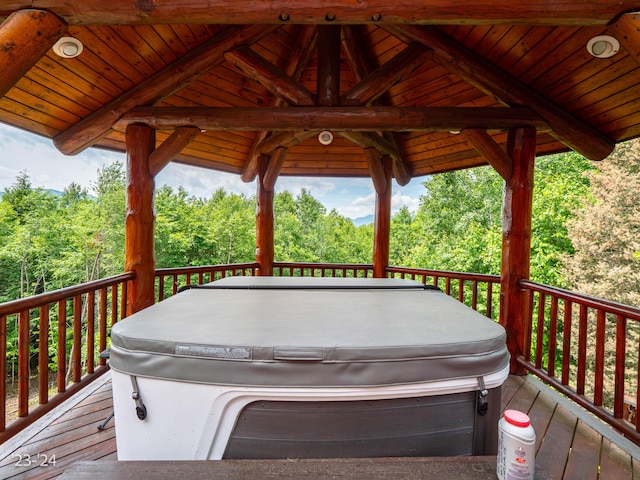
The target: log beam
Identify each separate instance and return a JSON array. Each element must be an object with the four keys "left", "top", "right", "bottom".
[
  {"left": 225, "top": 46, "right": 316, "bottom": 106},
  {"left": 256, "top": 157, "right": 274, "bottom": 276},
  {"left": 383, "top": 24, "right": 615, "bottom": 161},
  {"left": 241, "top": 25, "right": 318, "bottom": 182},
  {"left": 501, "top": 127, "right": 536, "bottom": 375},
  {"left": 53, "top": 24, "right": 276, "bottom": 155},
  {"left": 373, "top": 157, "right": 393, "bottom": 278},
  {"left": 462, "top": 128, "right": 513, "bottom": 180},
  {"left": 124, "top": 124, "right": 156, "bottom": 315},
  {"left": 1, "top": 2, "right": 632, "bottom": 26},
  {"left": 363, "top": 148, "right": 387, "bottom": 194},
  {"left": 148, "top": 126, "right": 200, "bottom": 177},
  {"left": 341, "top": 43, "right": 433, "bottom": 106},
  {"left": 263, "top": 147, "right": 288, "bottom": 191},
  {"left": 317, "top": 25, "right": 341, "bottom": 106},
  {"left": 116, "top": 106, "right": 549, "bottom": 132},
  {"left": 0, "top": 9, "right": 67, "bottom": 99}
]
